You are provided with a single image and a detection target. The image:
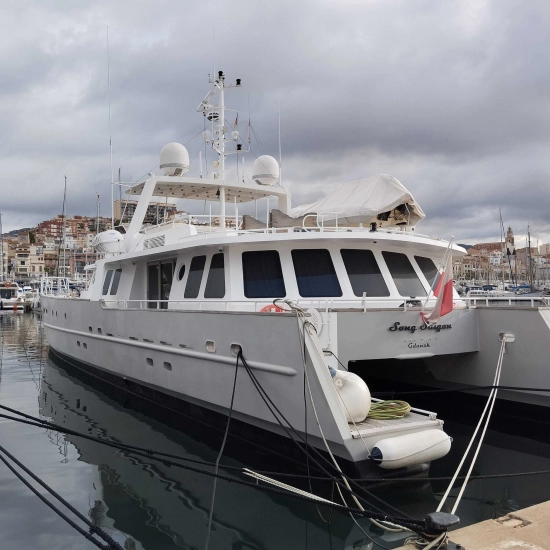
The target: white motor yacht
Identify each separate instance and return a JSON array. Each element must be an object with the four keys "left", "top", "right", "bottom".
[{"left": 40, "top": 71, "right": 550, "bottom": 475}]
